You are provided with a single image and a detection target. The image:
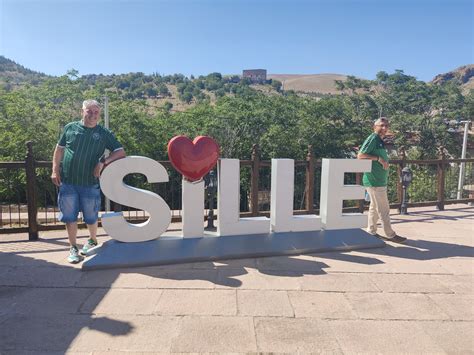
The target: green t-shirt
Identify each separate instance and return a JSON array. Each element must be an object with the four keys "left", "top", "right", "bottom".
[
  {"left": 360, "top": 133, "right": 389, "bottom": 187},
  {"left": 58, "top": 121, "right": 122, "bottom": 186}
]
